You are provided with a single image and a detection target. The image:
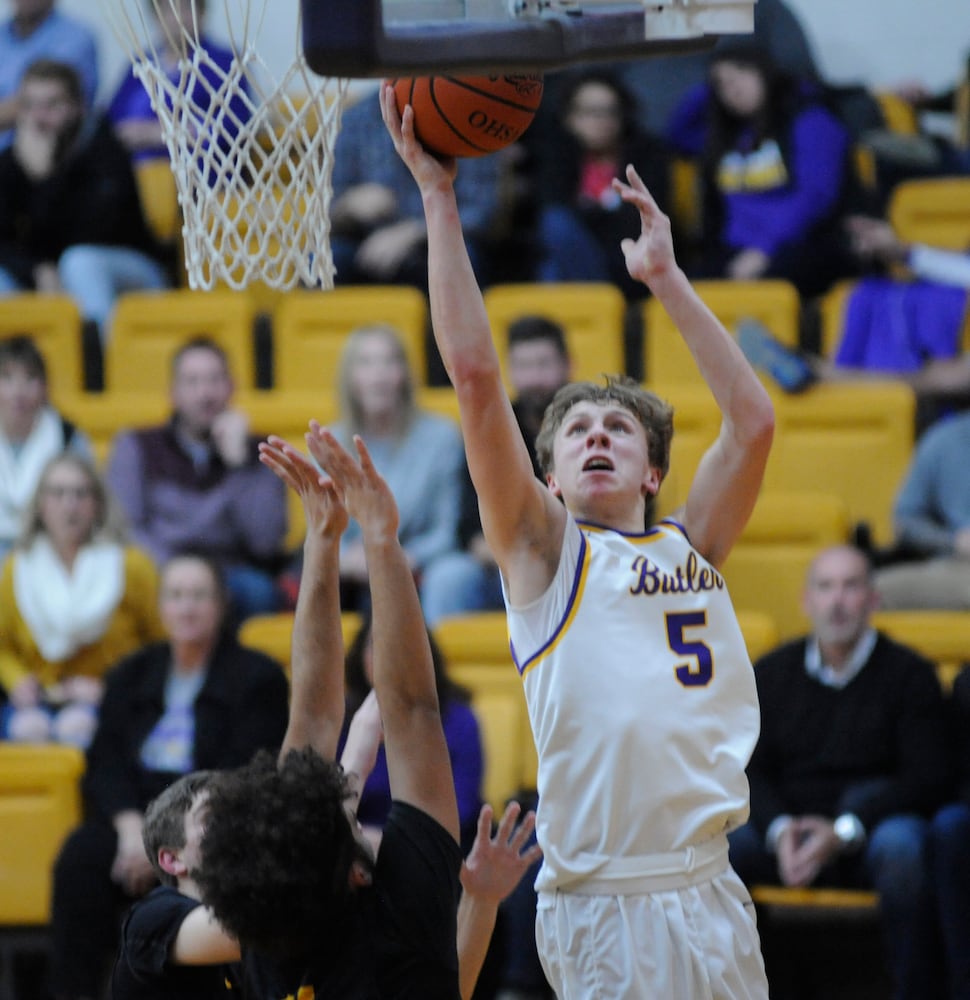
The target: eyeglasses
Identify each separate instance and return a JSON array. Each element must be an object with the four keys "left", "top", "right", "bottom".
[{"left": 42, "top": 485, "right": 96, "bottom": 501}]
